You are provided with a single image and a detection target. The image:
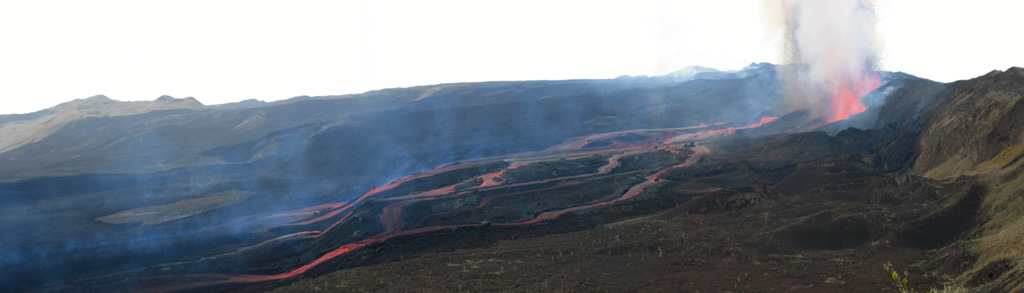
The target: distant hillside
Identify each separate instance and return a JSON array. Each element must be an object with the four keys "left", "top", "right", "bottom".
[
  {"left": 0, "top": 95, "right": 204, "bottom": 154},
  {"left": 0, "top": 65, "right": 791, "bottom": 182}
]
